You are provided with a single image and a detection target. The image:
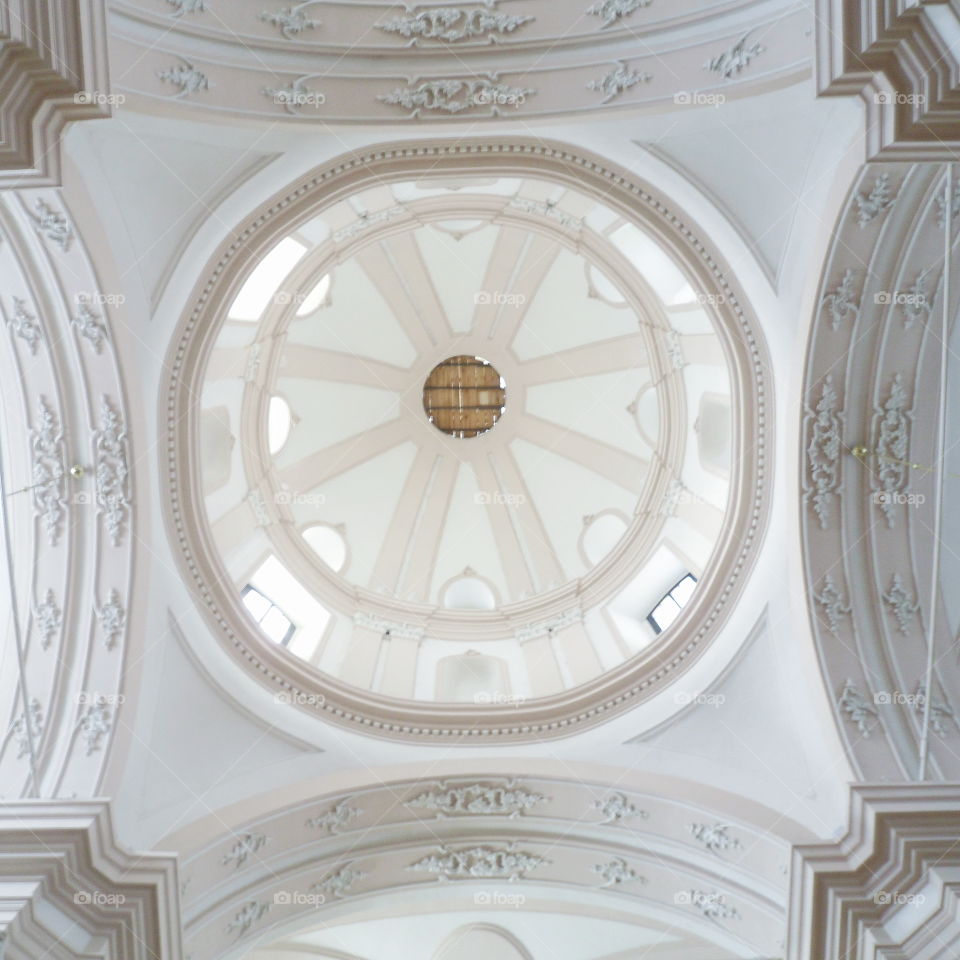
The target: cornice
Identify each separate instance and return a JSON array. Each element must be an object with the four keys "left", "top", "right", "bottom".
[
  {"left": 162, "top": 137, "right": 774, "bottom": 742},
  {"left": 0, "top": 0, "right": 112, "bottom": 186},
  {"left": 0, "top": 800, "right": 181, "bottom": 960},
  {"left": 787, "top": 783, "right": 960, "bottom": 960},
  {"left": 816, "top": 0, "right": 960, "bottom": 160}
]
